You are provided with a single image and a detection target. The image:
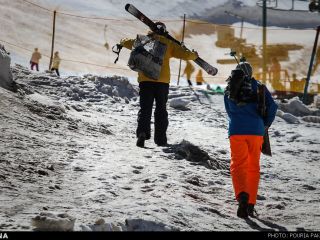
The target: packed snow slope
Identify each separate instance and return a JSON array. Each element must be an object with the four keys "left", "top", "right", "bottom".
[{"left": 0, "top": 65, "right": 319, "bottom": 231}]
